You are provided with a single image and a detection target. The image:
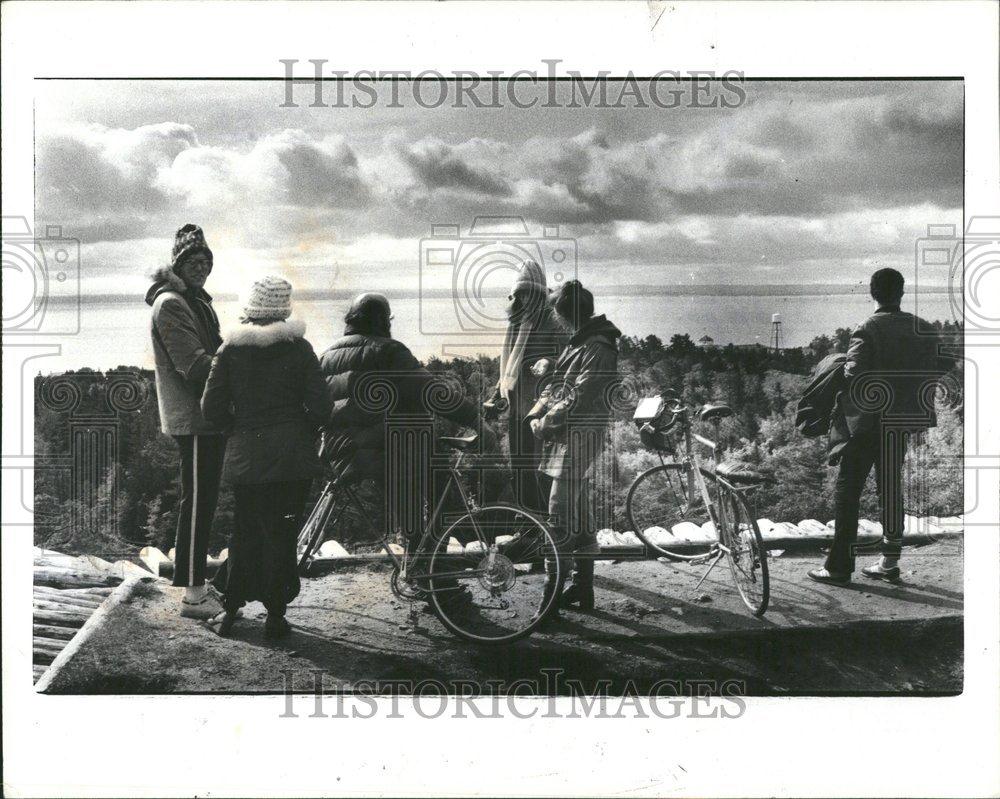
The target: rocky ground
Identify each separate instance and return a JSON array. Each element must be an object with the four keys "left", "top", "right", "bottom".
[{"left": 42, "top": 539, "right": 963, "bottom": 696}]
